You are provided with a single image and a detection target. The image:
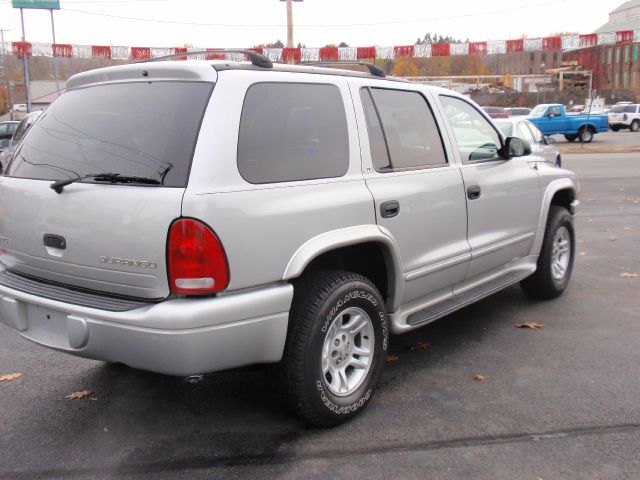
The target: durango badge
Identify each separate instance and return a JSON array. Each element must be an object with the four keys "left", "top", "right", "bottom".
[{"left": 98, "top": 256, "right": 157, "bottom": 269}]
